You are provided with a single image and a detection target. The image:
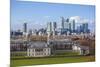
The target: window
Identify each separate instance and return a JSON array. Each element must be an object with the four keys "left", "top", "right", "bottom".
[
  {"left": 48, "top": 48, "right": 50, "bottom": 51},
  {"left": 35, "top": 49, "right": 43, "bottom": 52},
  {"left": 44, "top": 53, "right": 46, "bottom": 55},
  {"left": 44, "top": 49, "right": 46, "bottom": 51},
  {"left": 33, "top": 49, "right": 34, "bottom": 52},
  {"left": 28, "top": 49, "right": 30, "bottom": 52}
]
